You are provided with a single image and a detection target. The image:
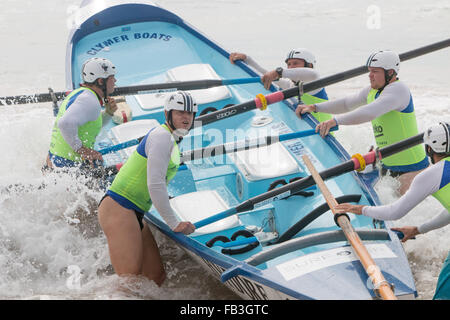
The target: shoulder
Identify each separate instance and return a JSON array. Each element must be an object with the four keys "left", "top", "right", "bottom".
[
  {"left": 66, "top": 89, "right": 102, "bottom": 115},
  {"left": 412, "top": 161, "right": 442, "bottom": 189},
  {"left": 150, "top": 125, "right": 173, "bottom": 139},
  {"left": 146, "top": 126, "right": 175, "bottom": 151},
  {"left": 431, "top": 159, "right": 447, "bottom": 177},
  {"left": 384, "top": 81, "right": 410, "bottom": 96},
  {"left": 78, "top": 88, "right": 102, "bottom": 105}
]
